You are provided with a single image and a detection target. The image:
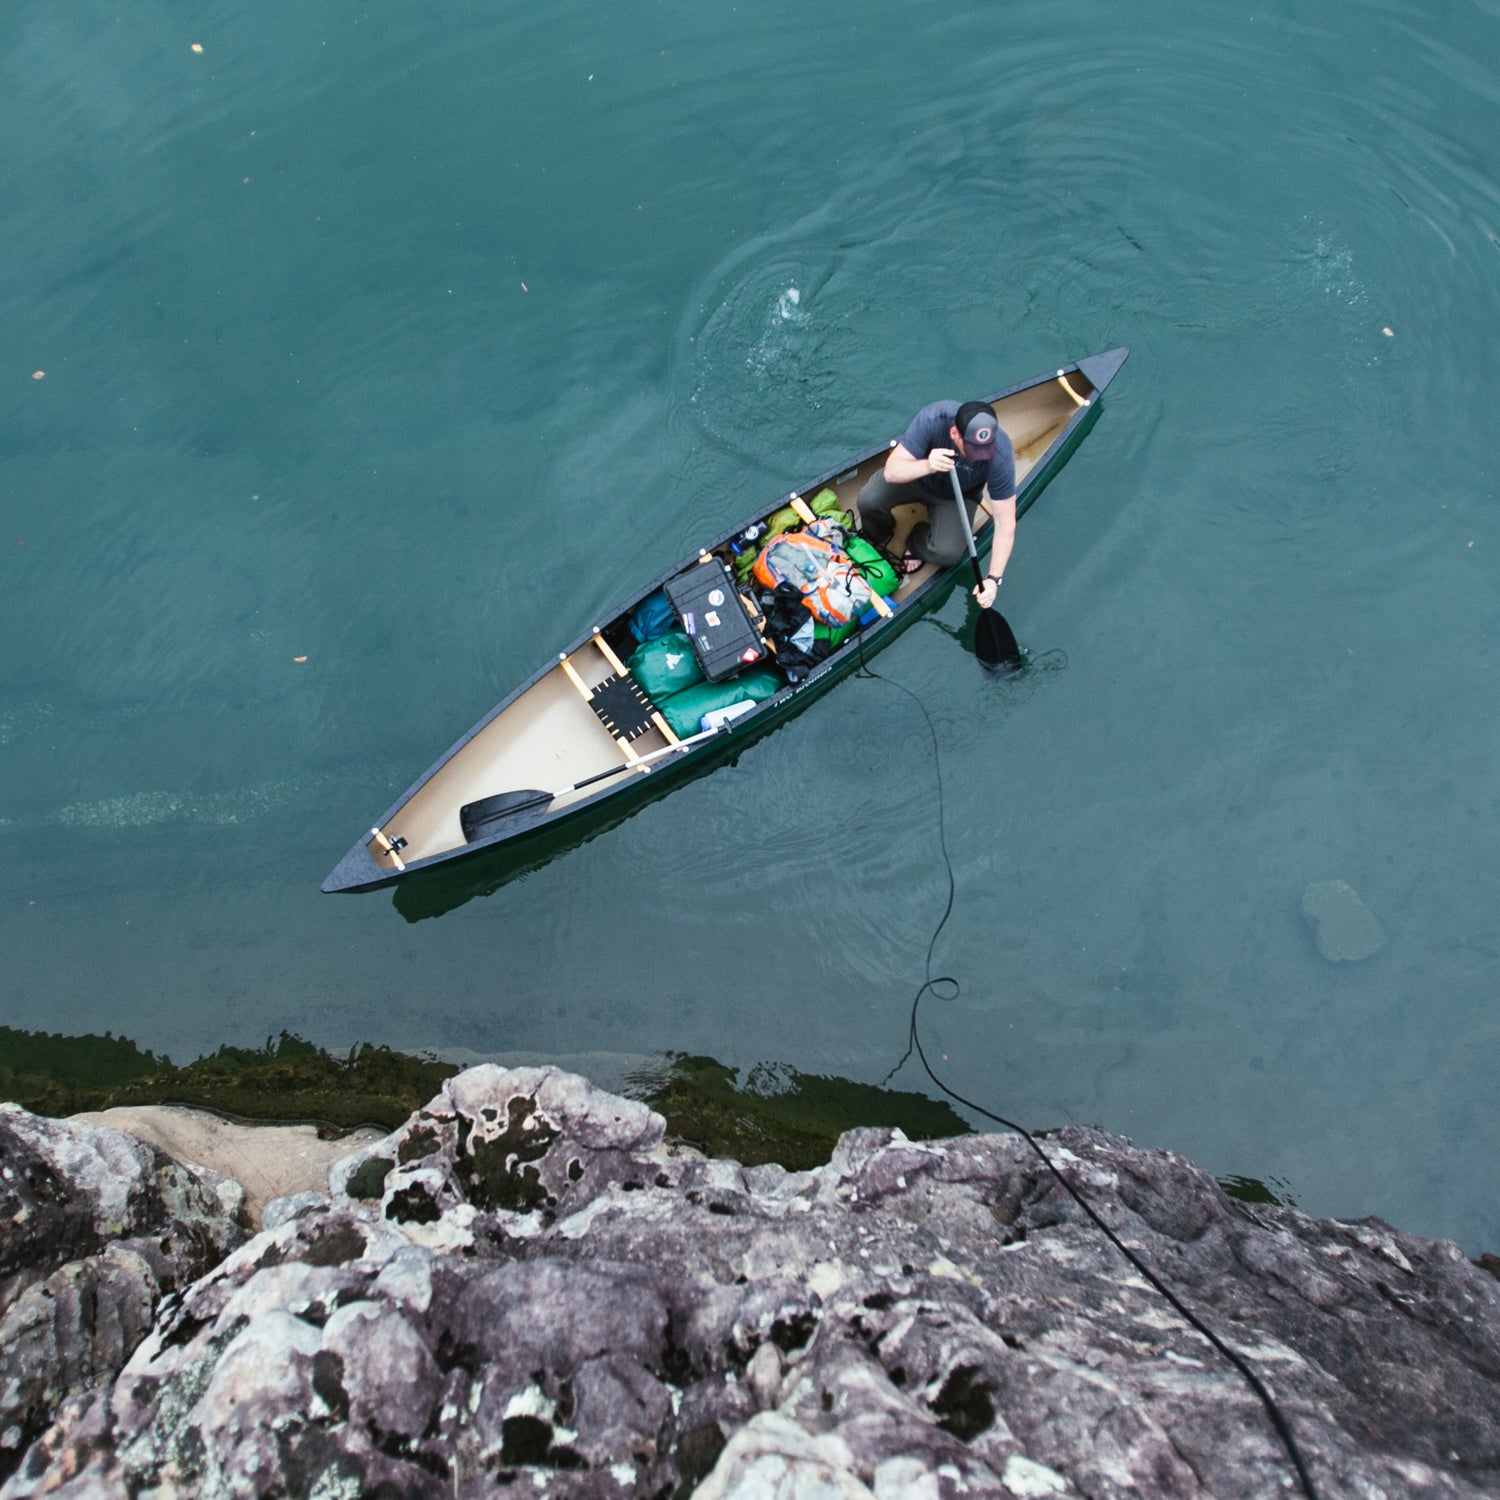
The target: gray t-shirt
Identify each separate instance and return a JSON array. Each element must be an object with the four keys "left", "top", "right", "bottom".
[{"left": 900, "top": 401, "right": 1016, "bottom": 503}]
